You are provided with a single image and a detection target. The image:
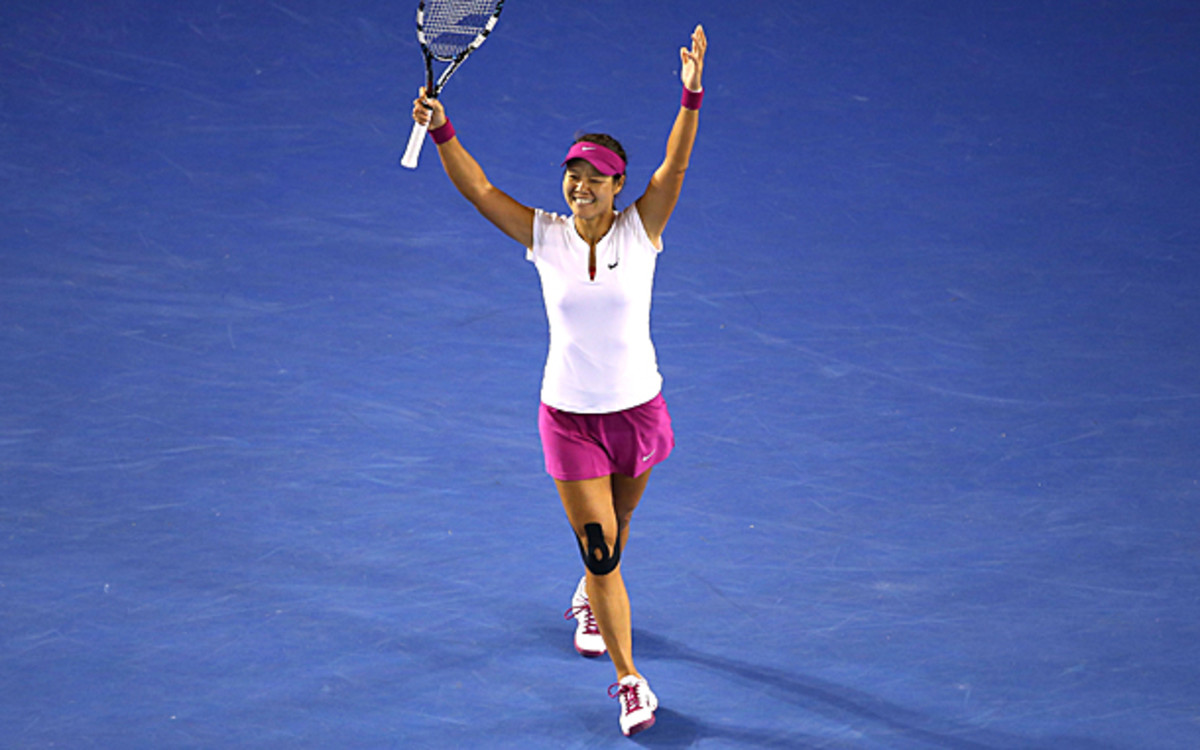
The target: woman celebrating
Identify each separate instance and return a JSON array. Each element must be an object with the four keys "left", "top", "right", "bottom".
[{"left": 412, "top": 24, "right": 706, "bottom": 737}]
